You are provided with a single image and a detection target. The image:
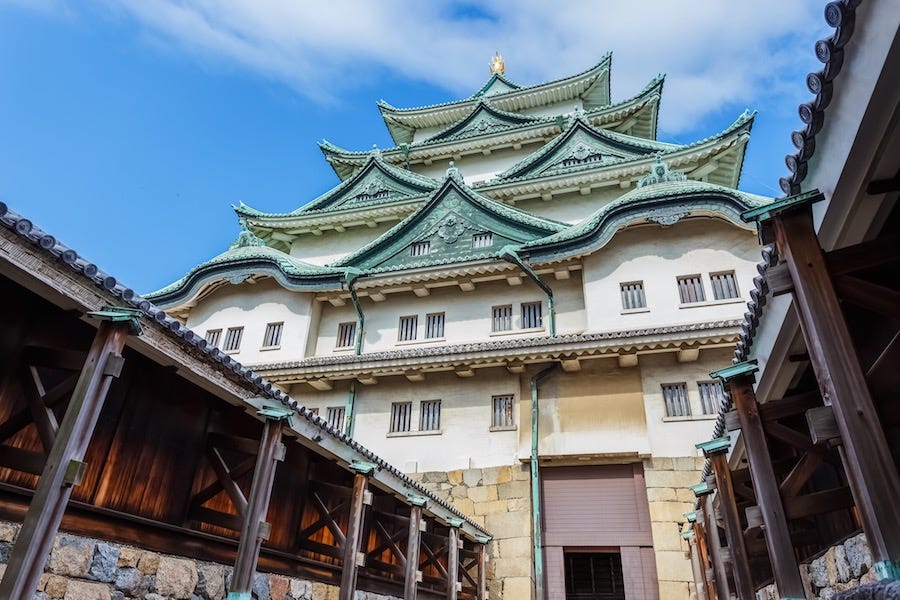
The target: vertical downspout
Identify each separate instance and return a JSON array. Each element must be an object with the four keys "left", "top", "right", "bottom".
[
  {"left": 499, "top": 247, "right": 556, "bottom": 337},
  {"left": 345, "top": 268, "right": 365, "bottom": 436},
  {"left": 530, "top": 364, "right": 558, "bottom": 600}
]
